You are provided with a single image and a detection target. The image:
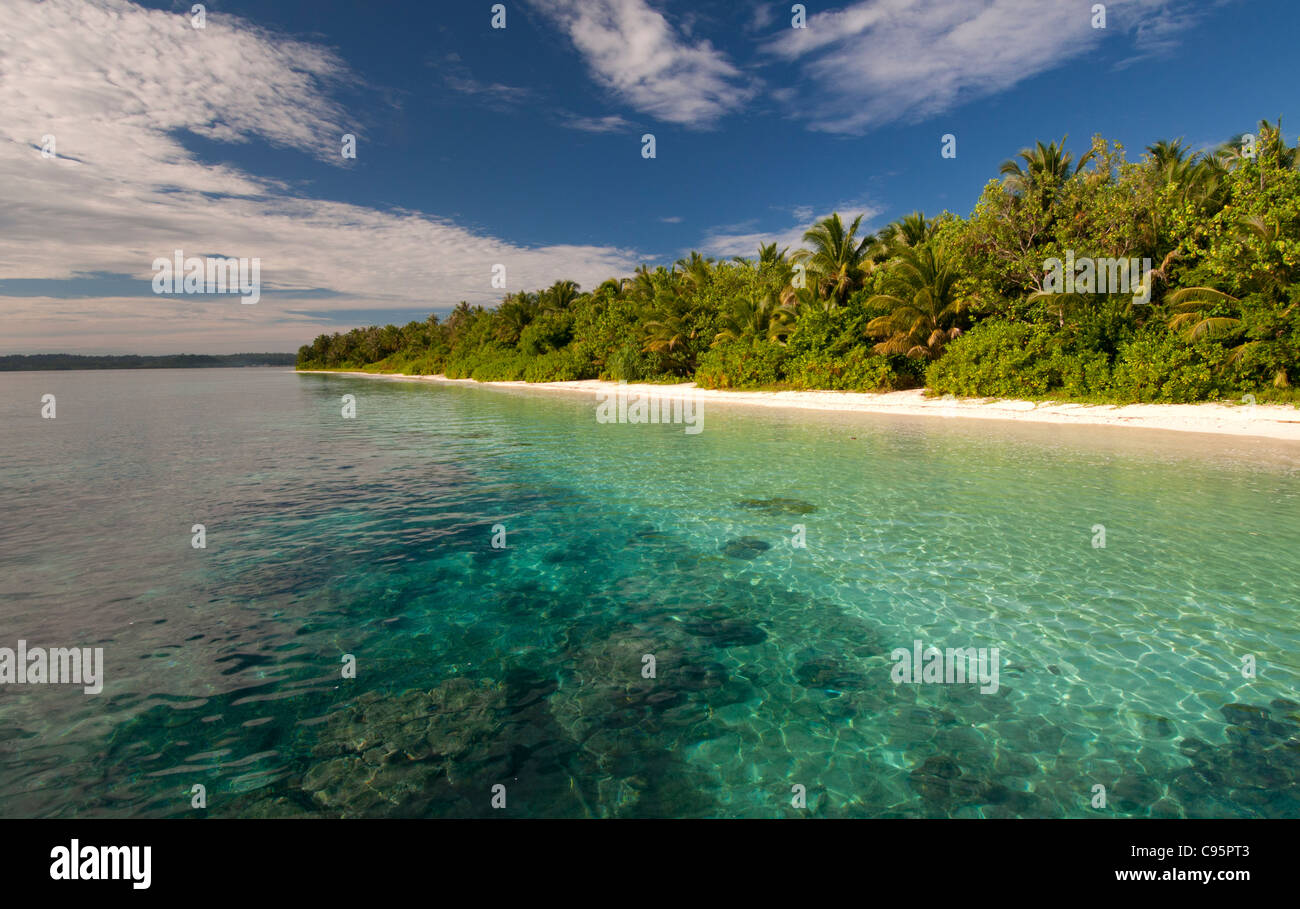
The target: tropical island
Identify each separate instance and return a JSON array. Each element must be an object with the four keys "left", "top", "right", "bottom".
[{"left": 298, "top": 121, "right": 1300, "bottom": 408}]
